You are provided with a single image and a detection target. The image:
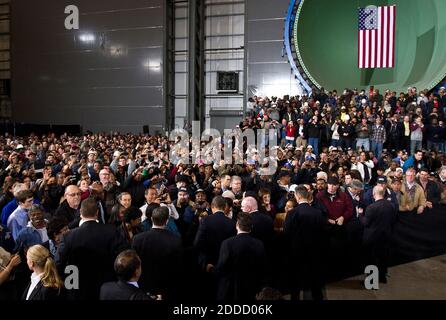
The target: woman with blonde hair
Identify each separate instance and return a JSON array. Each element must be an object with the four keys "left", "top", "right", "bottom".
[{"left": 23, "top": 244, "right": 64, "bottom": 300}]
